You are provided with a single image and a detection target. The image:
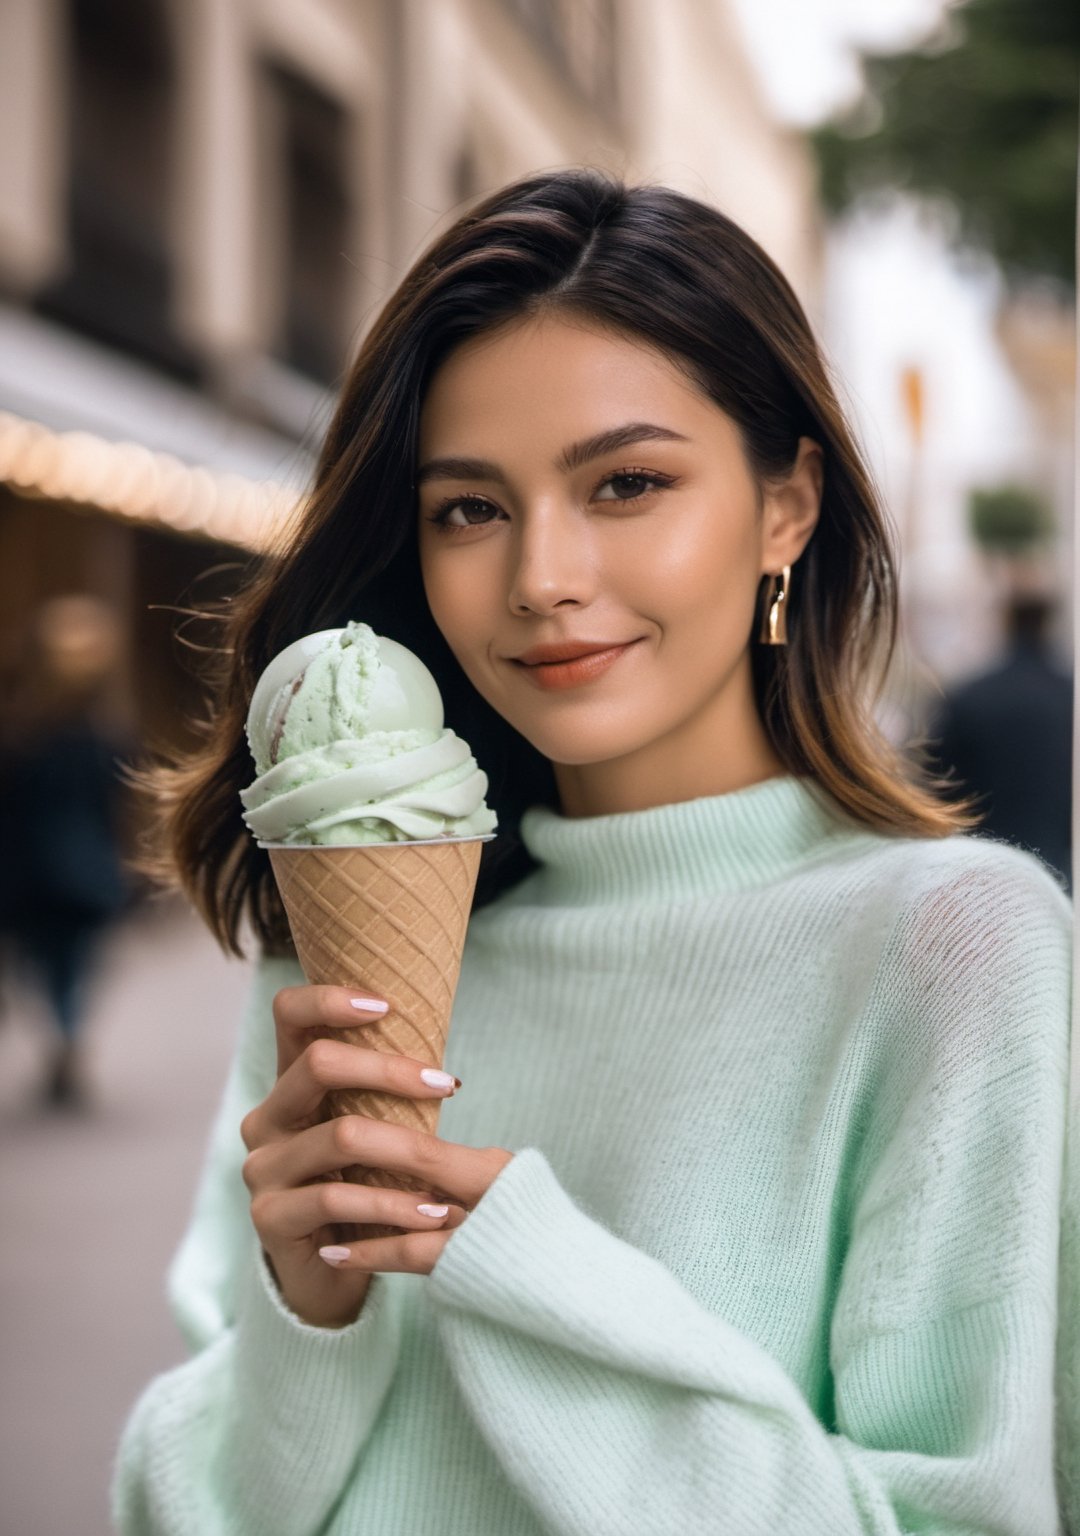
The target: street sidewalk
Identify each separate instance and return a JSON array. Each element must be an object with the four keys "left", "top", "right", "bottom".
[{"left": 0, "top": 897, "right": 253, "bottom": 1536}]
